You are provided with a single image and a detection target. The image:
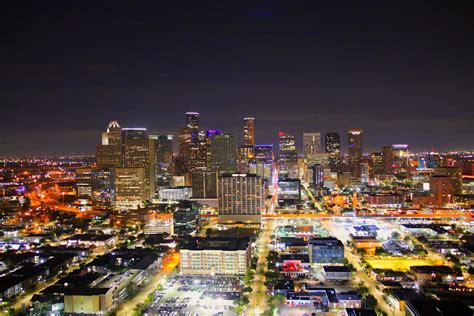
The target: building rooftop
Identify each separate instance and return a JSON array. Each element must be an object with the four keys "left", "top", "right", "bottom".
[
  {"left": 406, "top": 300, "right": 472, "bottom": 316},
  {"left": 323, "top": 265, "right": 351, "bottom": 273},
  {"left": 181, "top": 237, "right": 251, "bottom": 251},
  {"left": 308, "top": 237, "right": 343, "bottom": 247},
  {"left": 66, "top": 233, "right": 115, "bottom": 242}
]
